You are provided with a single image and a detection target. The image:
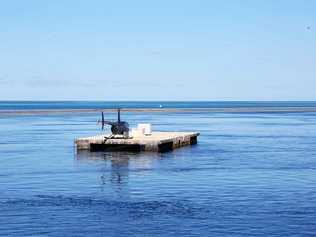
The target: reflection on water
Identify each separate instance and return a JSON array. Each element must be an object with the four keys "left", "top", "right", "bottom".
[
  {"left": 107, "top": 154, "right": 129, "bottom": 186},
  {"left": 77, "top": 151, "right": 135, "bottom": 187},
  {"left": 76, "top": 150, "right": 163, "bottom": 191}
]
